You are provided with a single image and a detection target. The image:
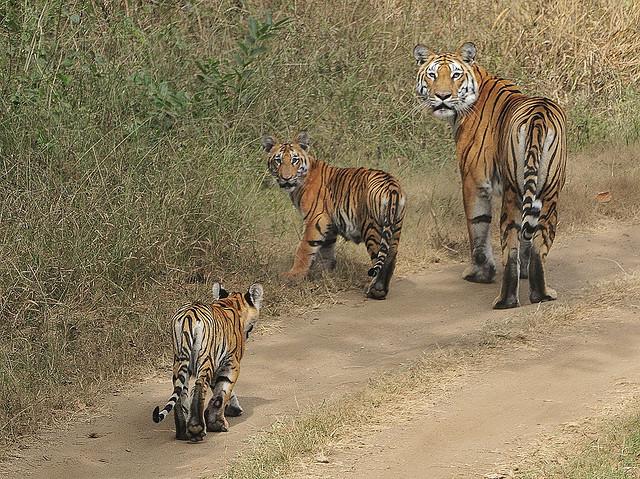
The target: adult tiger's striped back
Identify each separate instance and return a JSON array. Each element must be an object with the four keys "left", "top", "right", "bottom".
[
  {"left": 414, "top": 42, "right": 567, "bottom": 309},
  {"left": 152, "top": 282, "right": 263, "bottom": 441},
  {"left": 262, "top": 132, "right": 406, "bottom": 299}
]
